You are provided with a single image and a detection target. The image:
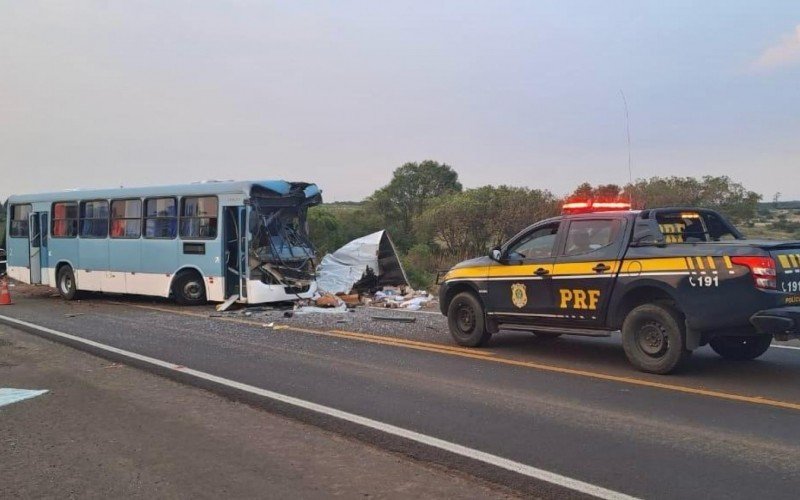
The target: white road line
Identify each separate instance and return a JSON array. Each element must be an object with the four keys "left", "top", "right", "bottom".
[
  {"left": 0, "top": 313, "right": 638, "bottom": 500},
  {"left": 772, "top": 344, "right": 800, "bottom": 351}
]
